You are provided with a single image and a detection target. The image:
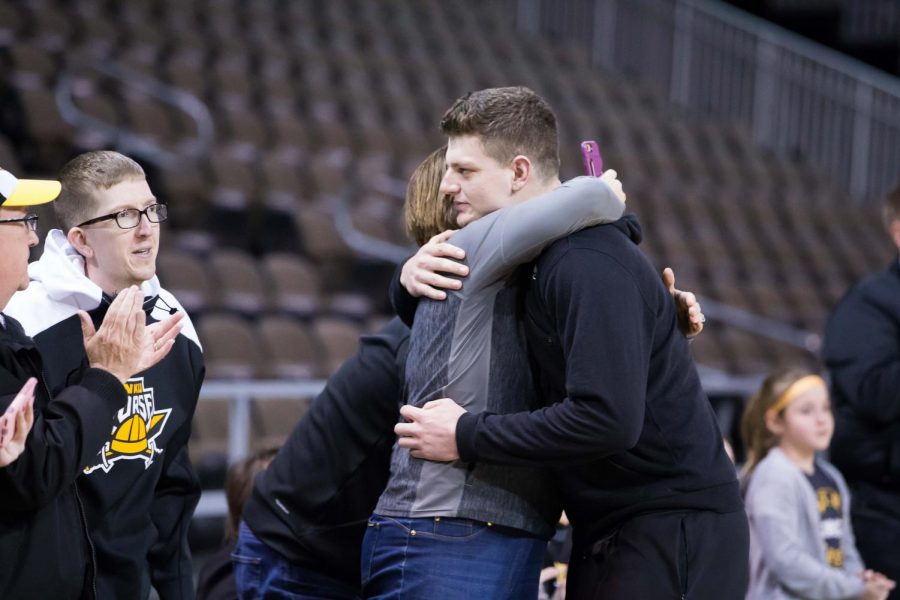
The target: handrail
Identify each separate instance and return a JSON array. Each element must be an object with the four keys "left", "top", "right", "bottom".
[
  {"left": 330, "top": 176, "right": 415, "bottom": 264},
  {"left": 700, "top": 297, "right": 821, "bottom": 352},
  {"left": 55, "top": 60, "right": 214, "bottom": 168},
  {"left": 508, "top": 0, "right": 900, "bottom": 201}
]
